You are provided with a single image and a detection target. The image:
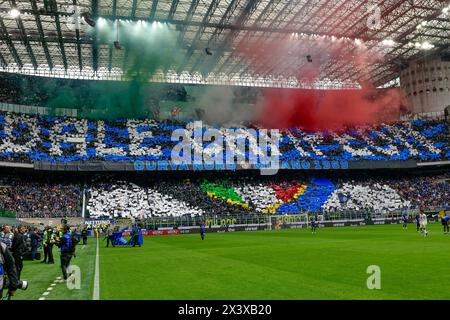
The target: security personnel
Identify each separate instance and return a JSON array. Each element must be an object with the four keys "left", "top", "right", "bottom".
[
  {"left": 49, "top": 229, "right": 58, "bottom": 263},
  {"left": 42, "top": 227, "right": 55, "bottom": 264},
  {"left": 41, "top": 226, "right": 49, "bottom": 263}
]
